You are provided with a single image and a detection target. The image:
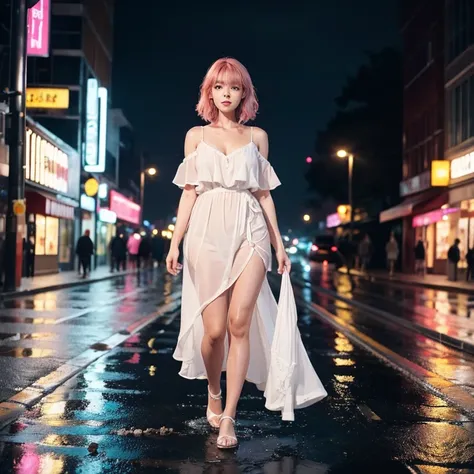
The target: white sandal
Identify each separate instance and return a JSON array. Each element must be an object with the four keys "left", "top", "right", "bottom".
[
  {"left": 206, "top": 386, "right": 223, "bottom": 429},
  {"left": 217, "top": 415, "right": 238, "bottom": 449}
]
